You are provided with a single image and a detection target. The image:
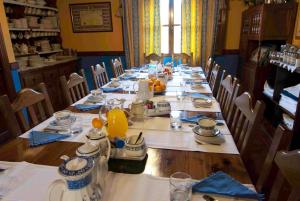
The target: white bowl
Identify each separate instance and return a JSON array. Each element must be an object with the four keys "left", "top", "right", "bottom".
[{"left": 198, "top": 118, "right": 216, "bottom": 135}]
